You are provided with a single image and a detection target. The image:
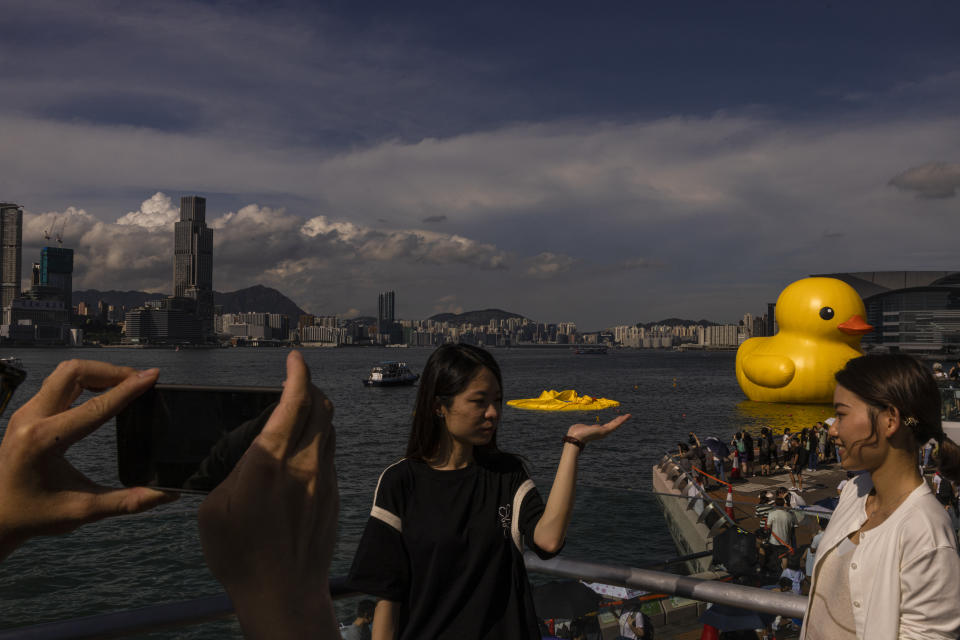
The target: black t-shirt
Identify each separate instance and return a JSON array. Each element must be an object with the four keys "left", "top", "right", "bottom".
[{"left": 347, "top": 455, "right": 556, "bottom": 640}]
